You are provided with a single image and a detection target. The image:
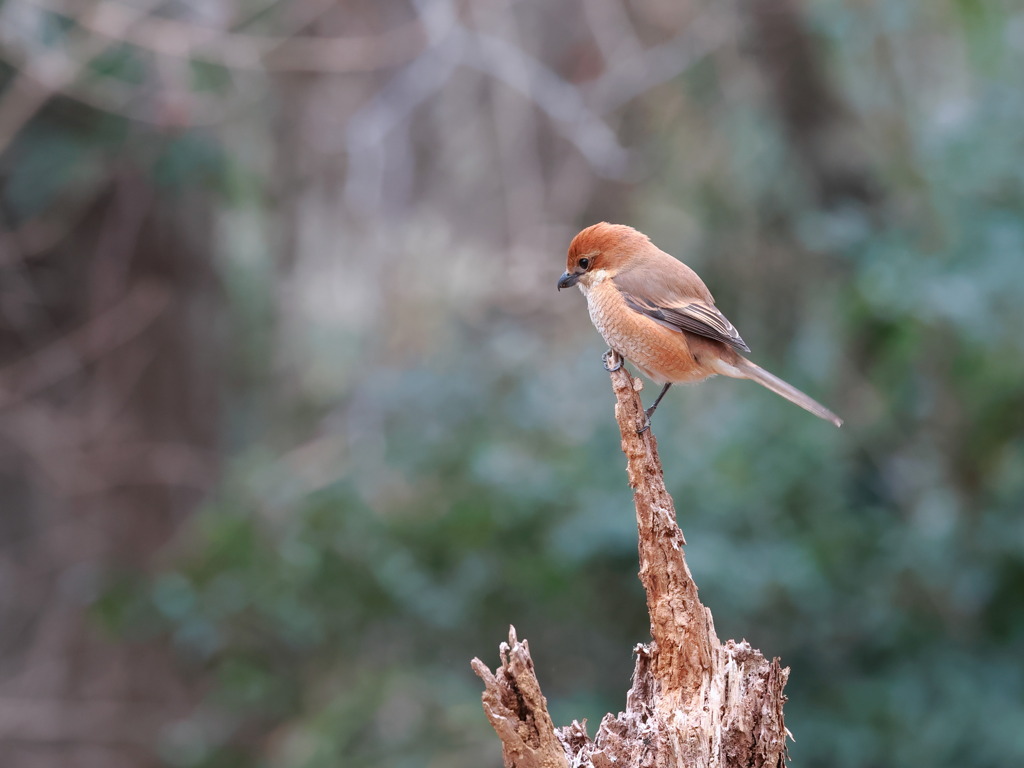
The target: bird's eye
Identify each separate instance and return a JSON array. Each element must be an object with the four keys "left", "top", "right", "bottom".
[{"left": 578, "top": 257, "right": 590, "bottom": 270}]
